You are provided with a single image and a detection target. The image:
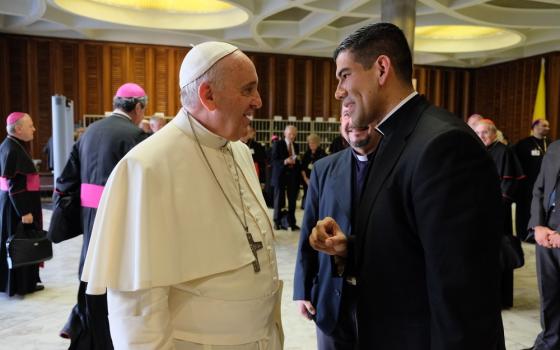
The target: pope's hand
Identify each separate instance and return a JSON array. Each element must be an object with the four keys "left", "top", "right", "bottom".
[{"left": 309, "top": 217, "right": 347, "bottom": 257}]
